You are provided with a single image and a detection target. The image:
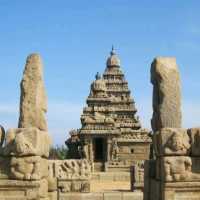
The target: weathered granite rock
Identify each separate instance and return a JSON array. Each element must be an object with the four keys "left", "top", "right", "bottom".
[
  {"left": 187, "top": 128, "right": 200, "bottom": 156},
  {"left": 4, "top": 127, "right": 51, "bottom": 158},
  {"left": 10, "top": 156, "right": 48, "bottom": 180},
  {"left": 18, "top": 53, "right": 47, "bottom": 131},
  {"left": 151, "top": 57, "right": 182, "bottom": 131},
  {"left": 153, "top": 128, "right": 190, "bottom": 156}
]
